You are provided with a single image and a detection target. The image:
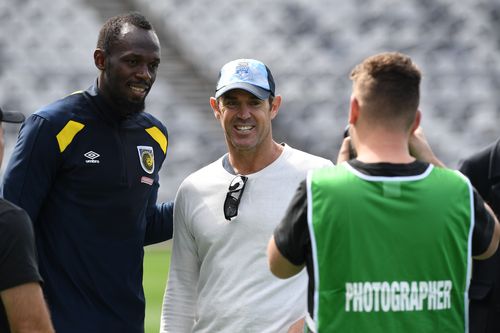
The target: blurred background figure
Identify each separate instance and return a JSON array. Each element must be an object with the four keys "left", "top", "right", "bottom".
[{"left": 460, "top": 138, "right": 500, "bottom": 333}]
